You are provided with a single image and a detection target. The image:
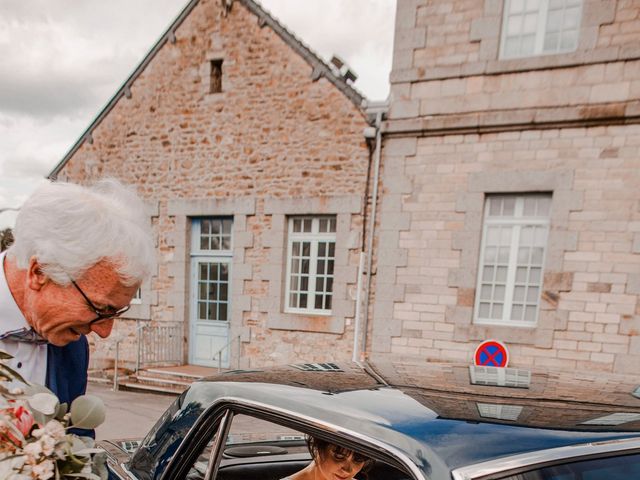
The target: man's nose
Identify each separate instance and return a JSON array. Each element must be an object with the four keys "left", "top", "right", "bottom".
[{"left": 91, "top": 319, "right": 115, "bottom": 338}]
